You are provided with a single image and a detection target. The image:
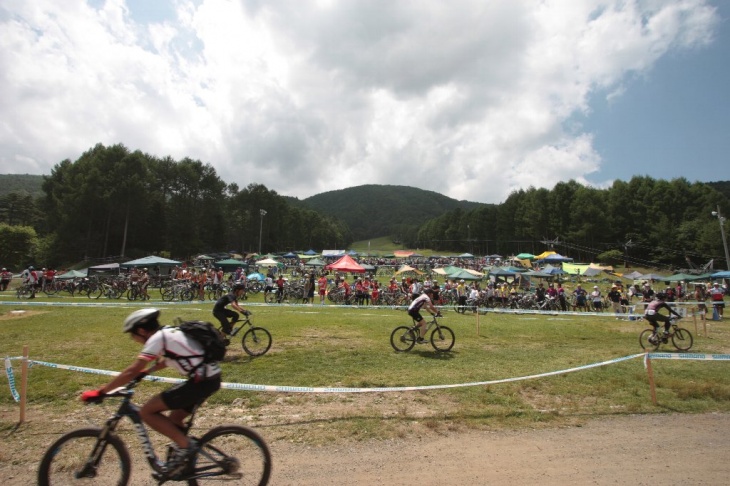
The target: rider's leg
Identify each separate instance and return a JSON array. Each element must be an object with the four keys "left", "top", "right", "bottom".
[{"left": 213, "top": 310, "right": 233, "bottom": 335}]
